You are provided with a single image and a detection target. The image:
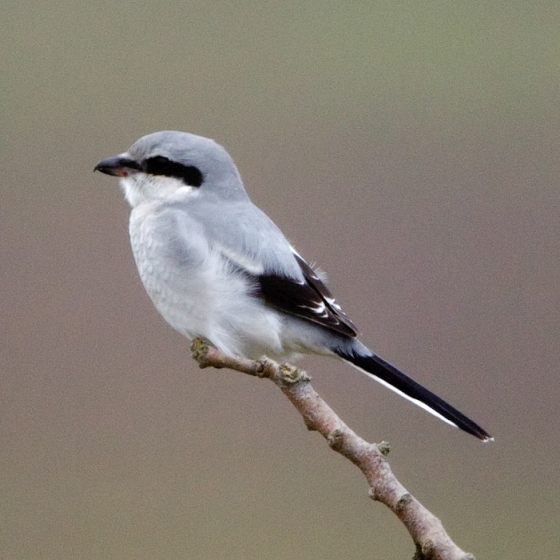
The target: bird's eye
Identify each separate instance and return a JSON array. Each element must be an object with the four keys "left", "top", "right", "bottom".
[{"left": 144, "top": 156, "right": 203, "bottom": 187}]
